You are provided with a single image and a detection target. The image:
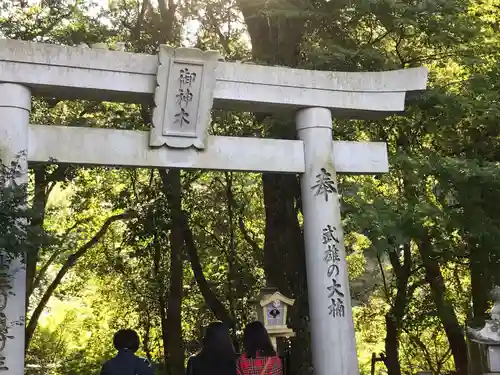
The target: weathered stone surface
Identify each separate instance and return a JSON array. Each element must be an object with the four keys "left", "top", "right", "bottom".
[
  {"left": 297, "top": 107, "right": 360, "bottom": 375},
  {"left": 468, "top": 286, "right": 500, "bottom": 344},
  {"left": 28, "top": 125, "right": 389, "bottom": 174},
  {"left": 151, "top": 46, "right": 219, "bottom": 149},
  {"left": 0, "top": 83, "right": 30, "bottom": 375},
  {"left": 0, "top": 39, "right": 428, "bottom": 116}
]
